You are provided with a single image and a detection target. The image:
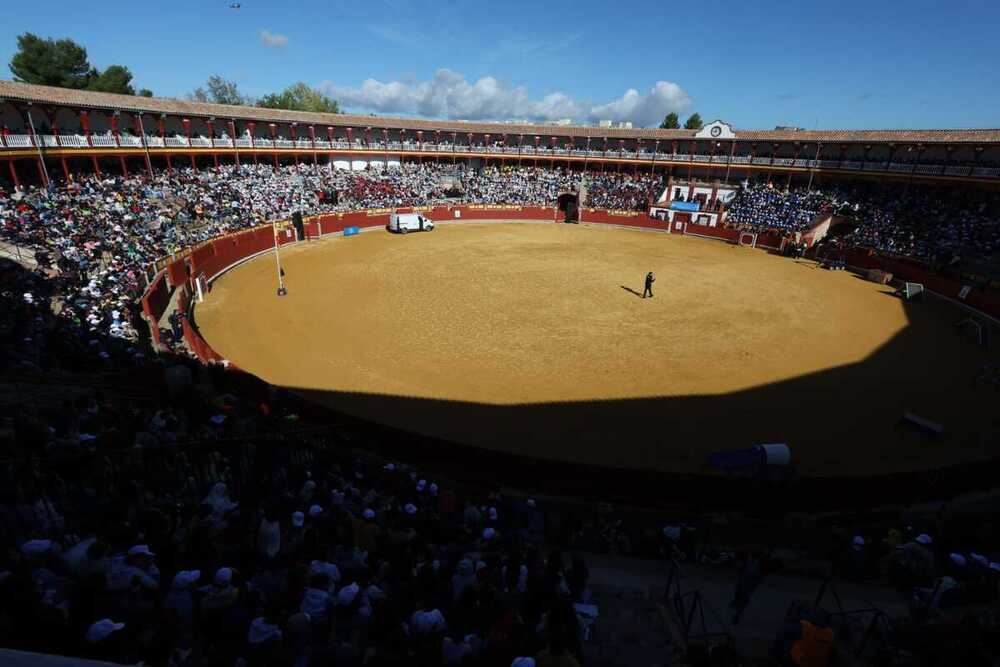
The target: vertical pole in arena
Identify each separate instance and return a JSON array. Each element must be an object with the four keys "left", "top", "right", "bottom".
[
  {"left": 806, "top": 143, "right": 822, "bottom": 192},
  {"left": 26, "top": 105, "right": 50, "bottom": 187},
  {"left": 272, "top": 221, "right": 288, "bottom": 296}
]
